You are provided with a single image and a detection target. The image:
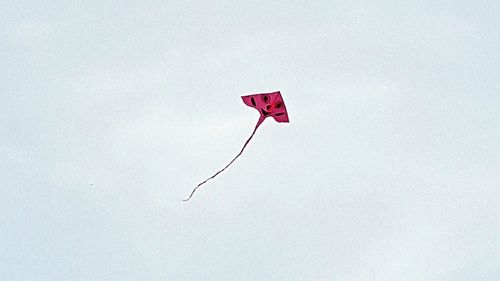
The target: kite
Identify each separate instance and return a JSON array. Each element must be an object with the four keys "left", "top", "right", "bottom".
[{"left": 184, "top": 91, "right": 289, "bottom": 201}]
